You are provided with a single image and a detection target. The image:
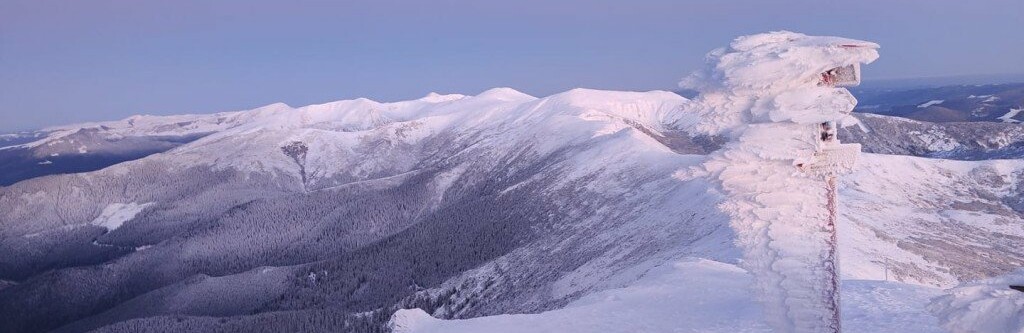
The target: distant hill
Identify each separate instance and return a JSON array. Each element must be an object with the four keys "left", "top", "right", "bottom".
[{"left": 849, "top": 82, "right": 1024, "bottom": 123}]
